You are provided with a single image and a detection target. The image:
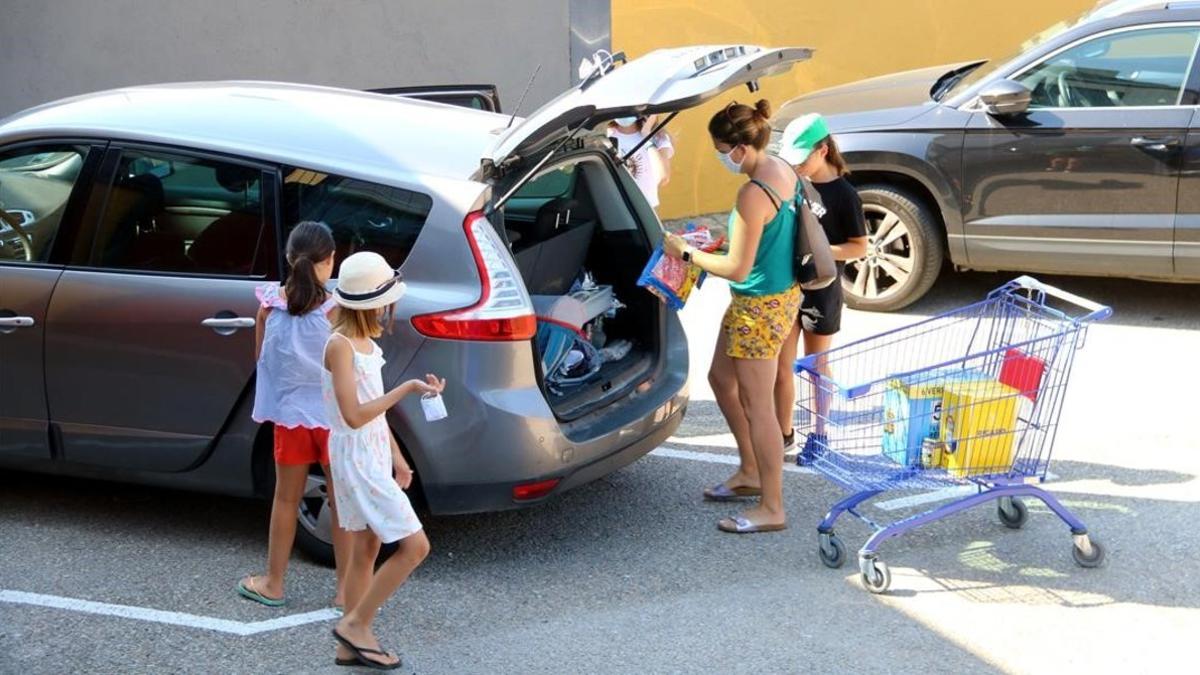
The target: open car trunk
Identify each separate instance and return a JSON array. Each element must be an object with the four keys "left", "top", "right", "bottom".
[{"left": 500, "top": 156, "right": 660, "bottom": 420}]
